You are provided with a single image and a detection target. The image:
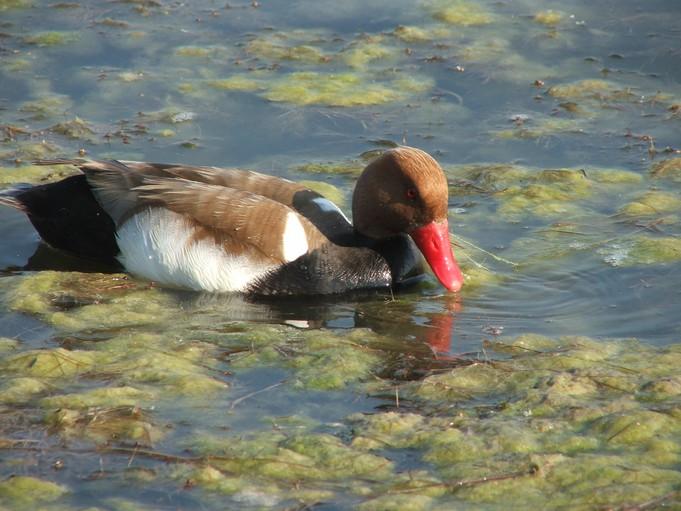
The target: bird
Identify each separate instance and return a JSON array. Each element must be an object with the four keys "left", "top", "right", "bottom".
[{"left": 0, "top": 146, "right": 463, "bottom": 295}]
